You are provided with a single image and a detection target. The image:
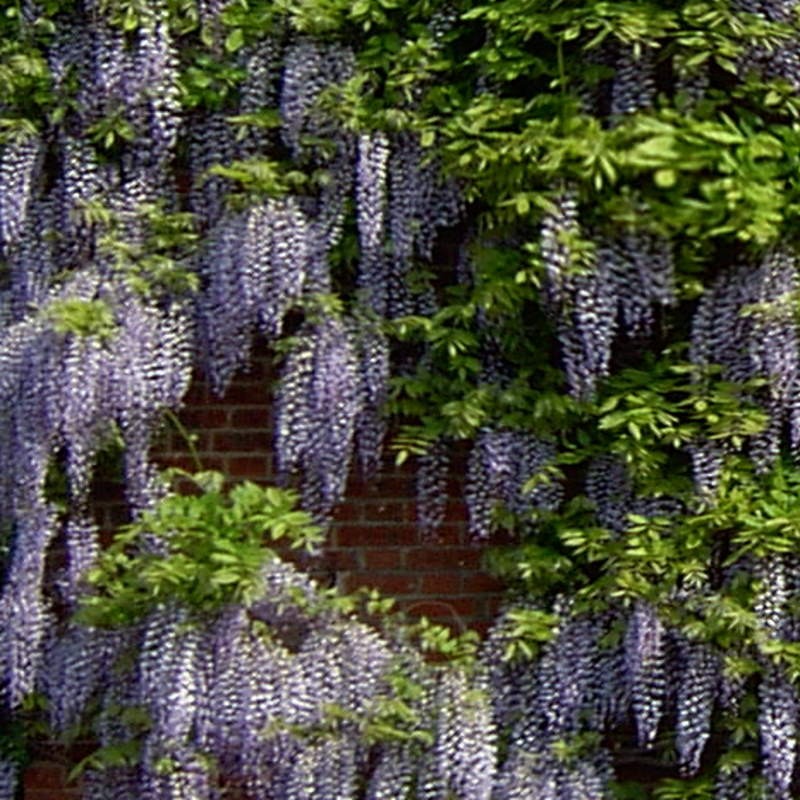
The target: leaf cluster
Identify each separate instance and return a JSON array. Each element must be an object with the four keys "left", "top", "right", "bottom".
[
  {"left": 85, "top": 200, "right": 200, "bottom": 297},
  {"left": 77, "top": 471, "right": 322, "bottom": 626}
]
